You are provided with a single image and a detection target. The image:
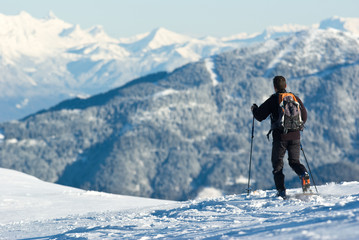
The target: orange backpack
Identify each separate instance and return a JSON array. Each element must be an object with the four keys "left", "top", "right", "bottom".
[{"left": 269, "top": 92, "right": 304, "bottom": 137}]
